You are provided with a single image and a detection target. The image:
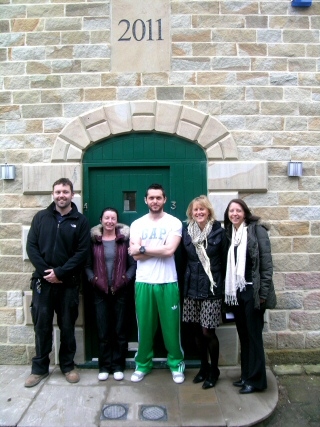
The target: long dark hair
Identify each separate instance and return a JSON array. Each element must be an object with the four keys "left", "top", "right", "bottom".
[{"left": 224, "top": 199, "right": 260, "bottom": 230}]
